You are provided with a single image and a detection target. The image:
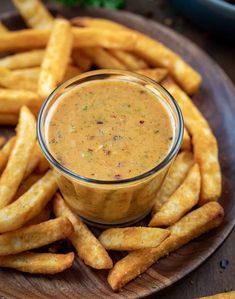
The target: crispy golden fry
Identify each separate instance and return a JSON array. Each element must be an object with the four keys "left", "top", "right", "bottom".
[
  {"left": 0, "top": 67, "right": 37, "bottom": 92},
  {"left": 36, "top": 157, "right": 50, "bottom": 174},
  {"left": 0, "top": 113, "right": 18, "bottom": 125},
  {"left": 198, "top": 291, "right": 235, "bottom": 299},
  {"left": 0, "top": 107, "right": 36, "bottom": 208},
  {"left": 137, "top": 68, "right": 168, "bottom": 82},
  {"left": 13, "top": 67, "right": 40, "bottom": 79},
  {"left": 99, "top": 227, "right": 170, "bottom": 251},
  {"left": 73, "top": 17, "right": 201, "bottom": 95},
  {"left": 153, "top": 151, "right": 194, "bottom": 212},
  {"left": 24, "top": 204, "right": 50, "bottom": 226},
  {"left": 12, "top": 0, "right": 53, "bottom": 29},
  {"left": 108, "top": 202, "right": 224, "bottom": 290},
  {"left": 0, "top": 28, "right": 136, "bottom": 52},
  {"left": 0, "top": 88, "right": 41, "bottom": 114},
  {"left": 0, "top": 251, "right": 74, "bottom": 274},
  {"left": 162, "top": 78, "right": 222, "bottom": 204},
  {"left": 82, "top": 47, "right": 127, "bottom": 70},
  {"left": 0, "top": 50, "right": 44, "bottom": 69},
  {"left": 53, "top": 194, "right": 113, "bottom": 269},
  {"left": 11, "top": 65, "right": 79, "bottom": 85},
  {"left": 0, "top": 170, "right": 57, "bottom": 233},
  {"left": 0, "top": 137, "right": 16, "bottom": 173},
  {"left": 108, "top": 49, "right": 148, "bottom": 70},
  {"left": 0, "top": 136, "right": 6, "bottom": 147},
  {"left": 24, "top": 142, "right": 44, "bottom": 179},
  {"left": 63, "top": 65, "right": 82, "bottom": 82},
  {"left": 72, "top": 49, "right": 92, "bottom": 71},
  {"left": 38, "top": 19, "right": 73, "bottom": 99},
  {"left": 0, "top": 29, "right": 49, "bottom": 52},
  {"left": 149, "top": 163, "right": 201, "bottom": 227},
  {"left": 72, "top": 16, "right": 127, "bottom": 31},
  {"left": 0, "top": 217, "right": 73, "bottom": 256},
  {"left": 0, "top": 22, "right": 8, "bottom": 32},
  {"left": 14, "top": 174, "right": 43, "bottom": 200},
  {"left": 72, "top": 28, "right": 136, "bottom": 49},
  {"left": 181, "top": 127, "right": 191, "bottom": 151}
]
